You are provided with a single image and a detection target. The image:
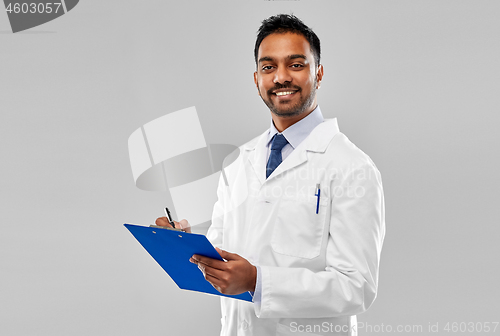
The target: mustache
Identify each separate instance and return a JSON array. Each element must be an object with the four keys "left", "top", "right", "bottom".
[{"left": 267, "top": 84, "right": 301, "bottom": 95}]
